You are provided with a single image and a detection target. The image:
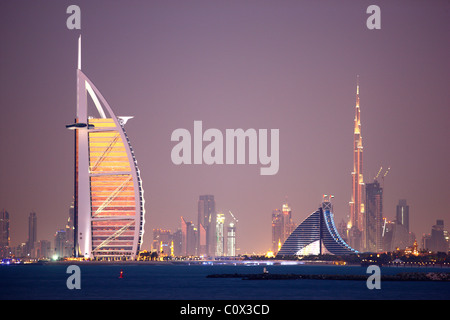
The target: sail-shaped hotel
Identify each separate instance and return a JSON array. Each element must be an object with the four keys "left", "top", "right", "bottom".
[{"left": 67, "top": 36, "right": 145, "bottom": 260}]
